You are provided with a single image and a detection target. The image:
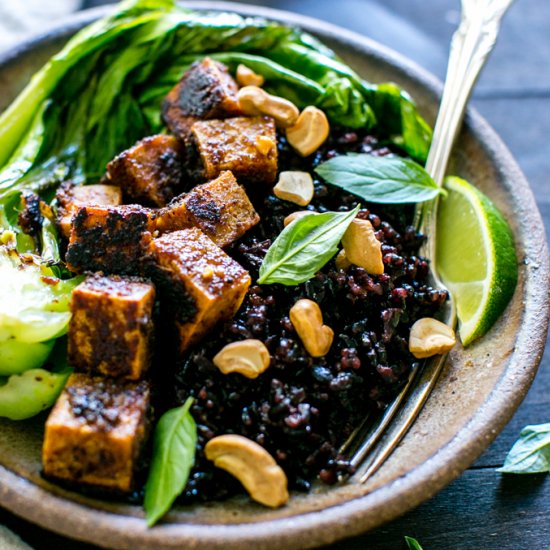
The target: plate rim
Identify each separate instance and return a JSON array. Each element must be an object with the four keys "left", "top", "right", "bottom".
[{"left": 0, "top": 2, "right": 548, "bottom": 549}]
